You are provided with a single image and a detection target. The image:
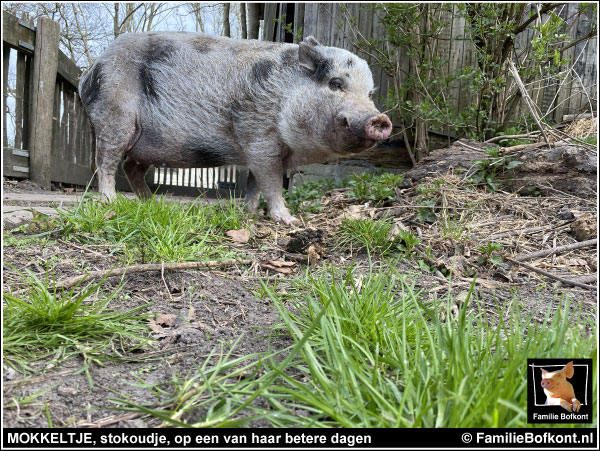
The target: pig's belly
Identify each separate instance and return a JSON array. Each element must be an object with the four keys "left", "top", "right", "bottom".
[{"left": 128, "top": 131, "right": 242, "bottom": 168}]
